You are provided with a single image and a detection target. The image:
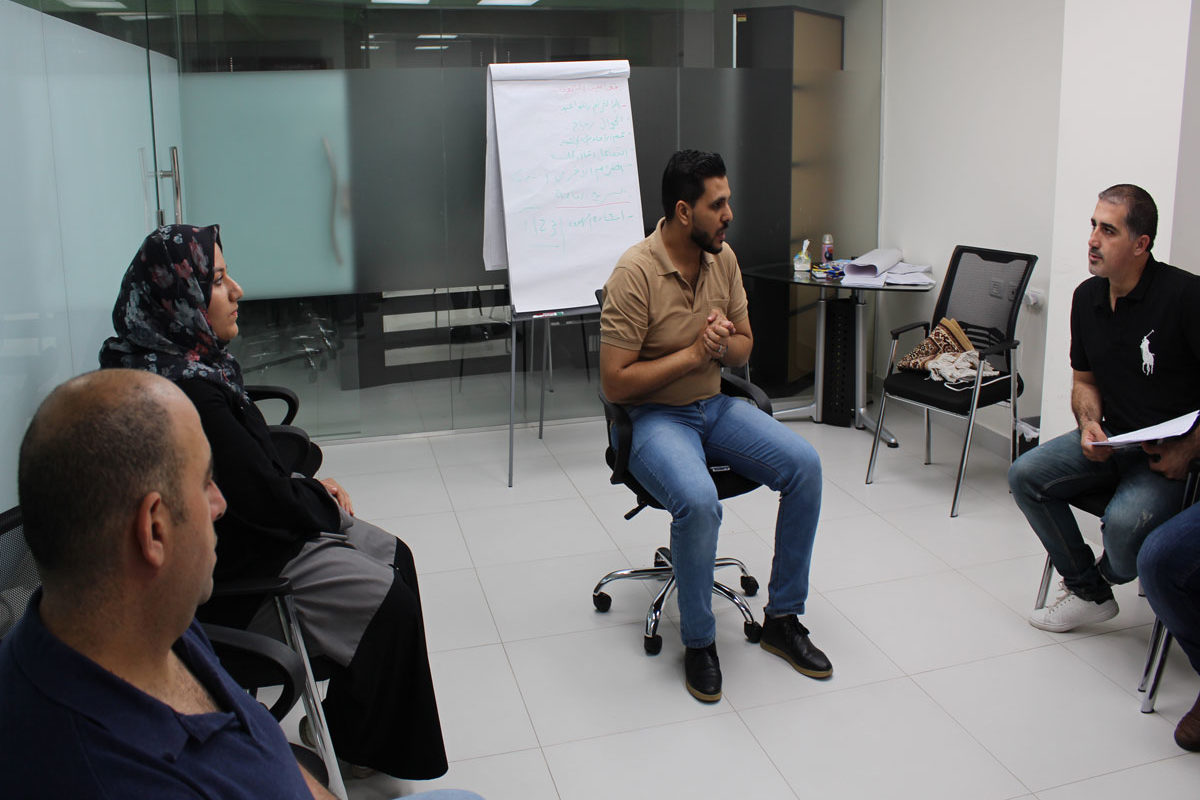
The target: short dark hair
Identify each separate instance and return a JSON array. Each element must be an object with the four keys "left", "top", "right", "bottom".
[
  {"left": 18, "top": 370, "right": 183, "bottom": 589},
  {"left": 1098, "top": 184, "right": 1158, "bottom": 250},
  {"left": 662, "top": 150, "right": 727, "bottom": 221}
]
